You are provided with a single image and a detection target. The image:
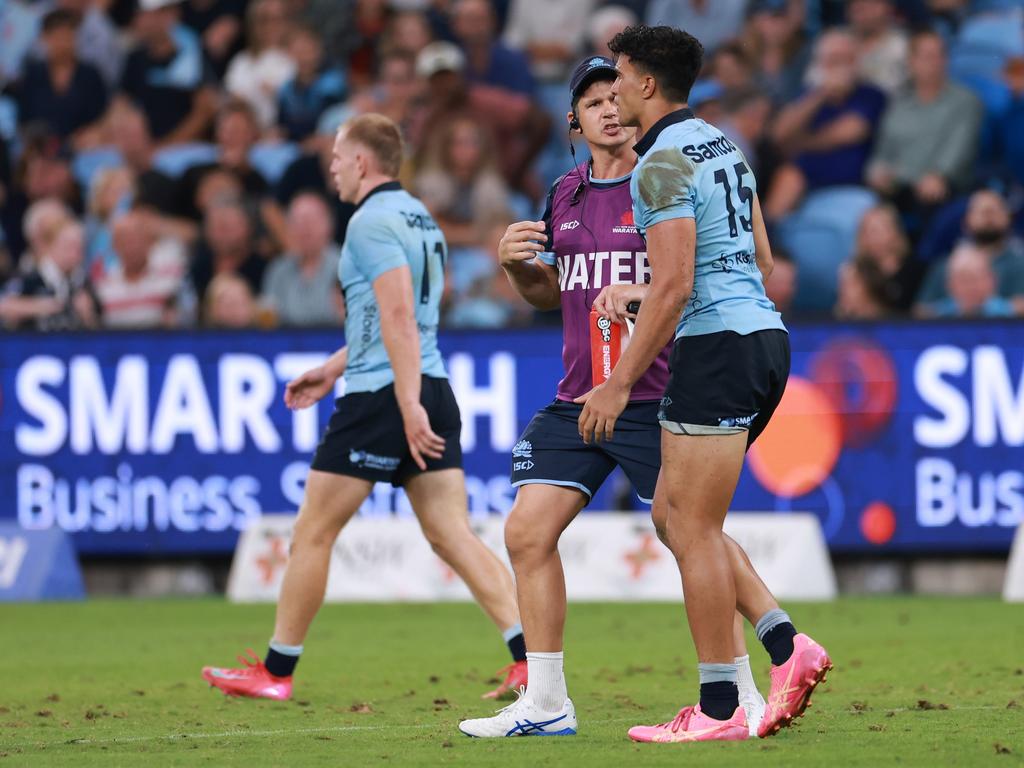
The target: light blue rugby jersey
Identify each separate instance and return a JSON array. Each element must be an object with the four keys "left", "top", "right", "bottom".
[
  {"left": 630, "top": 108, "right": 786, "bottom": 339},
  {"left": 338, "top": 182, "right": 448, "bottom": 393}
]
